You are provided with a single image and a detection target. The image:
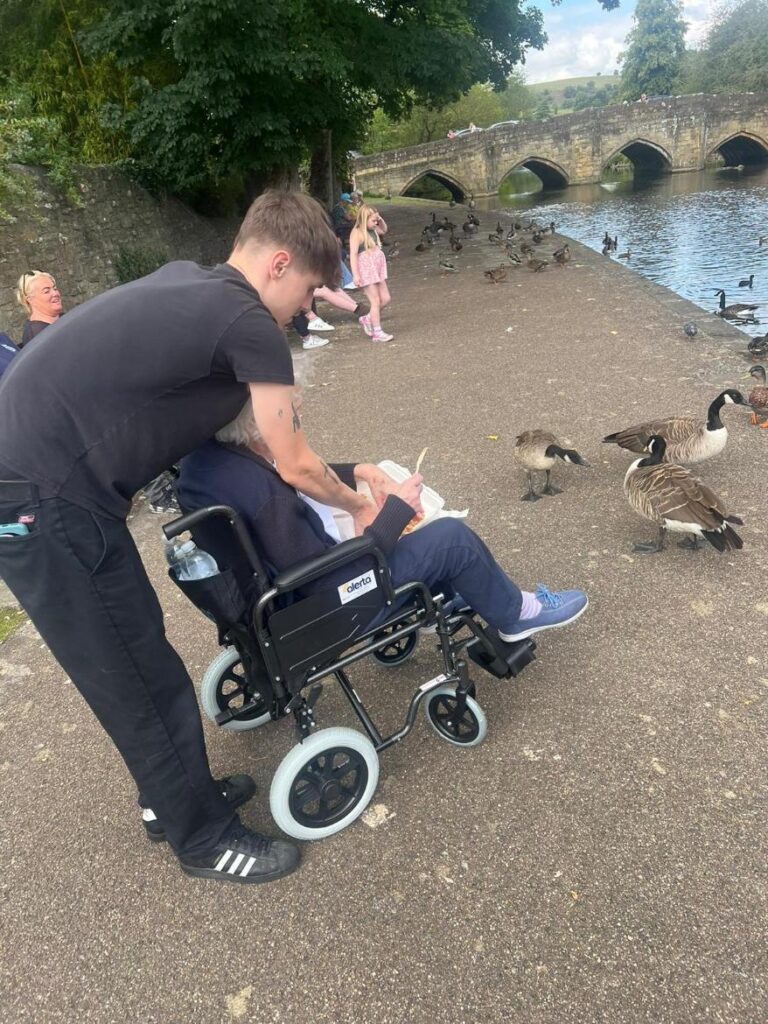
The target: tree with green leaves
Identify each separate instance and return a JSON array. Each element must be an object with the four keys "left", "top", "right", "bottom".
[
  {"left": 619, "top": 0, "right": 687, "bottom": 99},
  {"left": 680, "top": 0, "right": 768, "bottom": 95}
]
